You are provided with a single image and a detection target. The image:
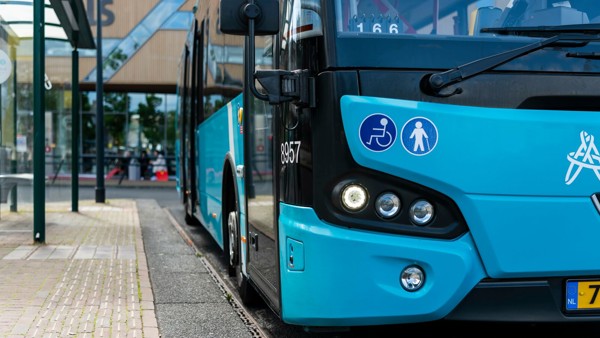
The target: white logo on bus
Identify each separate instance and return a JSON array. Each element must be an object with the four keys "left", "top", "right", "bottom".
[{"left": 565, "top": 131, "right": 600, "bottom": 185}]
